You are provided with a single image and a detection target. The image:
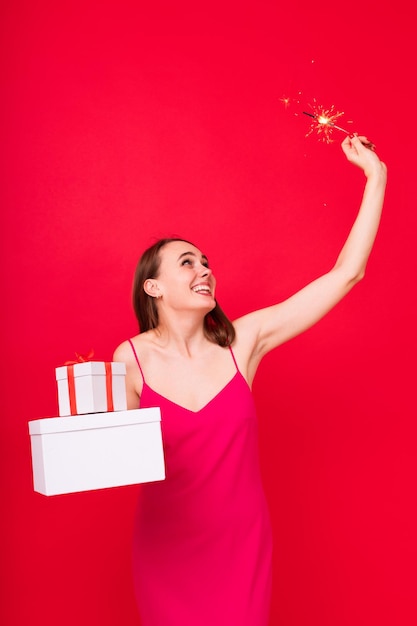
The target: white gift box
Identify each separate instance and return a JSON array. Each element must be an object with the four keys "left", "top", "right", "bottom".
[
  {"left": 29, "top": 408, "right": 165, "bottom": 495},
  {"left": 56, "top": 361, "right": 127, "bottom": 416}
]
